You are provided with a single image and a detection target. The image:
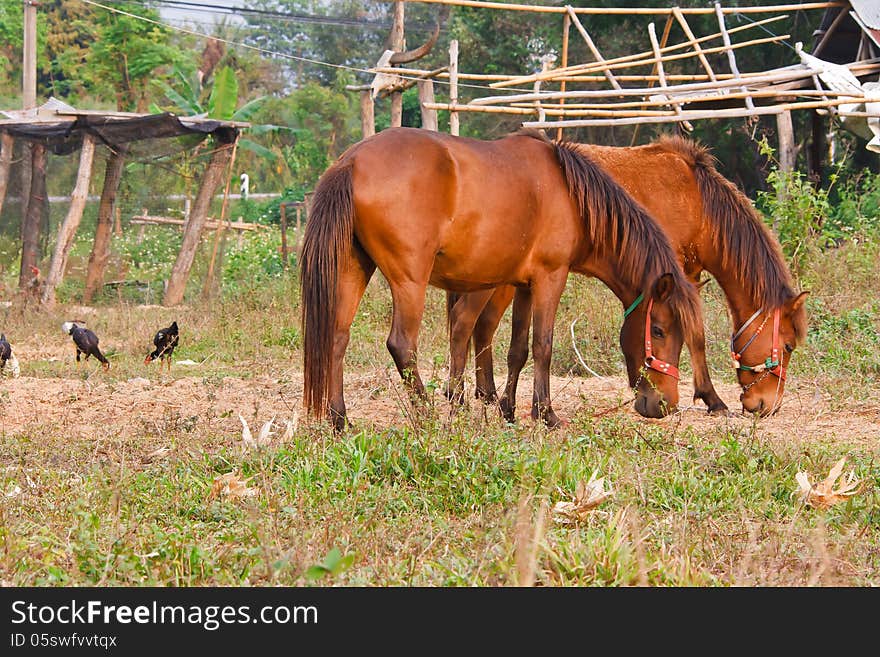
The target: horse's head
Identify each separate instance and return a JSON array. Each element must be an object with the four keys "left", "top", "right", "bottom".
[
  {"left": 734, "top": 291, "right": 808, "bottom": 416},
  {"left": 620, "top": 273, "right": 687, "bottom": 418}
]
